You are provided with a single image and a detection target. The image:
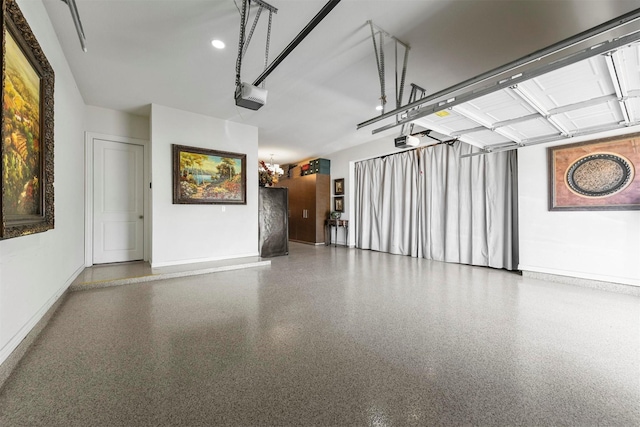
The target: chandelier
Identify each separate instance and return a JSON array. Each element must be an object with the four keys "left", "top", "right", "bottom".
[
  {"left": 259, "top": 154, "right": 283, "bottom": 186},
  {"left": 265, "top": 154, "right": 283, "bottom": 176}
]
